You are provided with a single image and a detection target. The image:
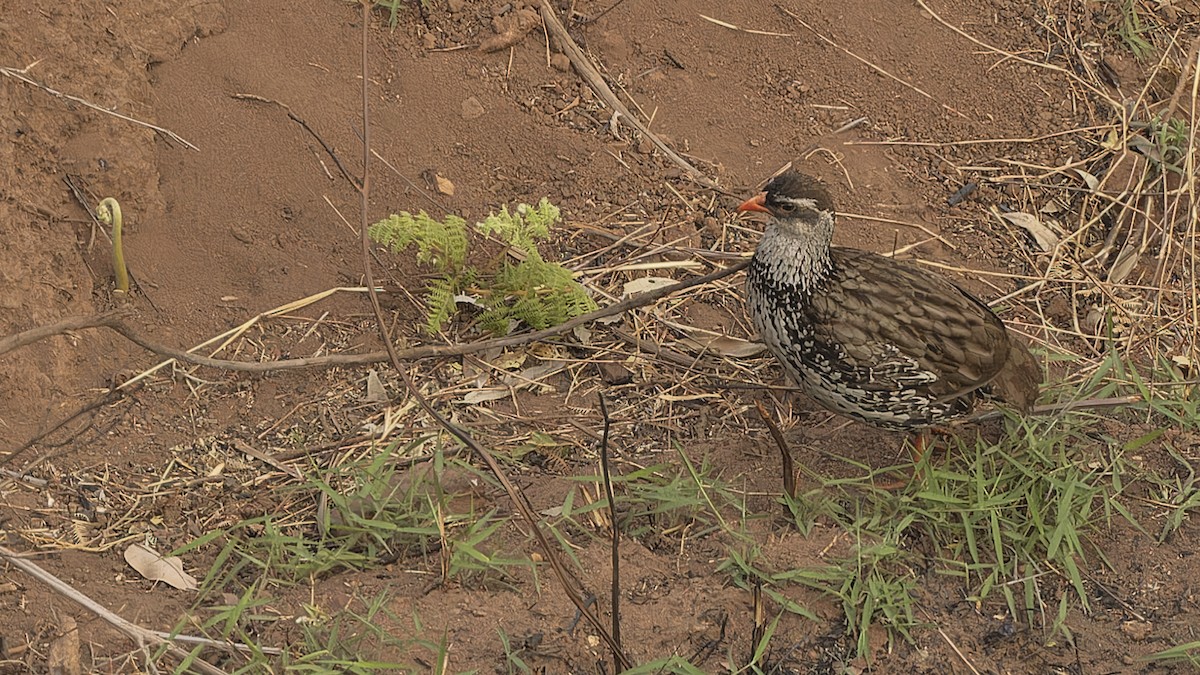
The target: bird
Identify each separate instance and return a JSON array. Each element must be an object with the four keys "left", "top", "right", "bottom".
[{"left": 738, "top": 170, "right": 1040, "bottom": 466}]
